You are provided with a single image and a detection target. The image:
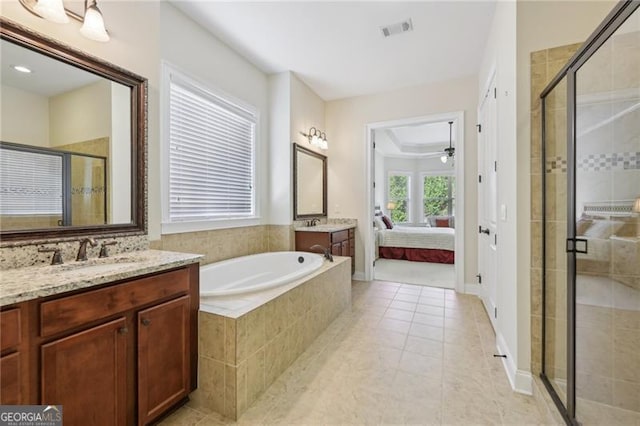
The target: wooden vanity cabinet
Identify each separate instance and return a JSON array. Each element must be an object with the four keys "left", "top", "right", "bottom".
[
  {"left": 1, "top": 263, "right": 199, "bottom": 426},
  {"left": 138, "top": 295, "right": 190, "bottom": 425},
  {"left": 41, "top": 317, "right": 128, "bottom": 426},
  {"left": 295, "top": 227, "right": 355, "bottom": 274},
  {"left": 0, "top": 307, "right": 24, "bottom": 404}
]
